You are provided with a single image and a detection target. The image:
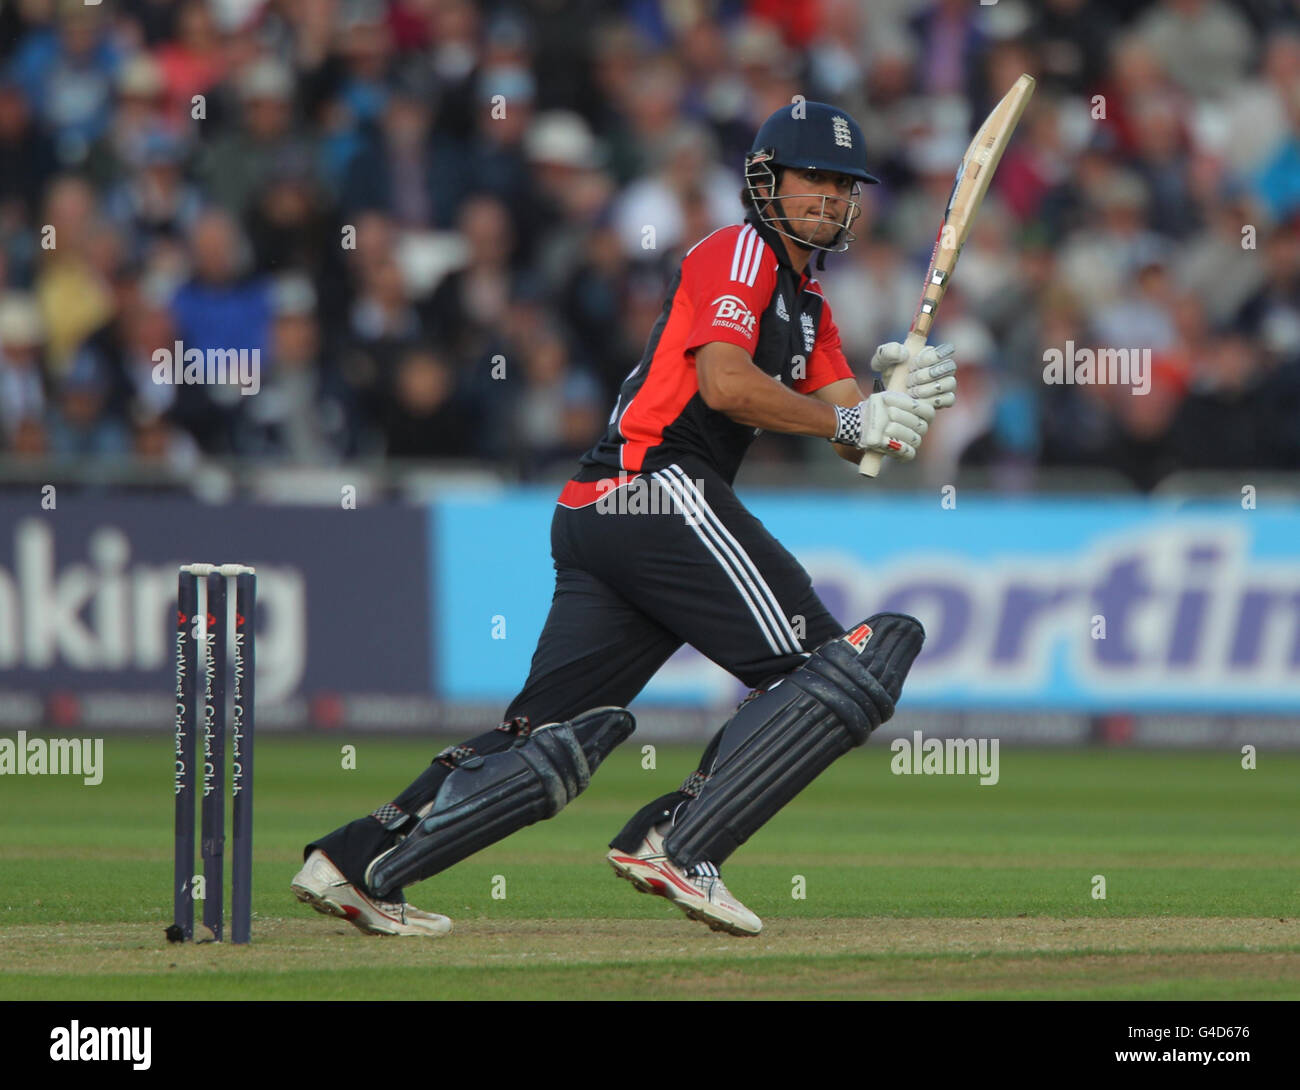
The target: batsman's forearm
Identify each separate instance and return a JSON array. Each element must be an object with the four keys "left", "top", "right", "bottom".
[{"left": 711, "top": 378, "right": 839, "bottom": 438}]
